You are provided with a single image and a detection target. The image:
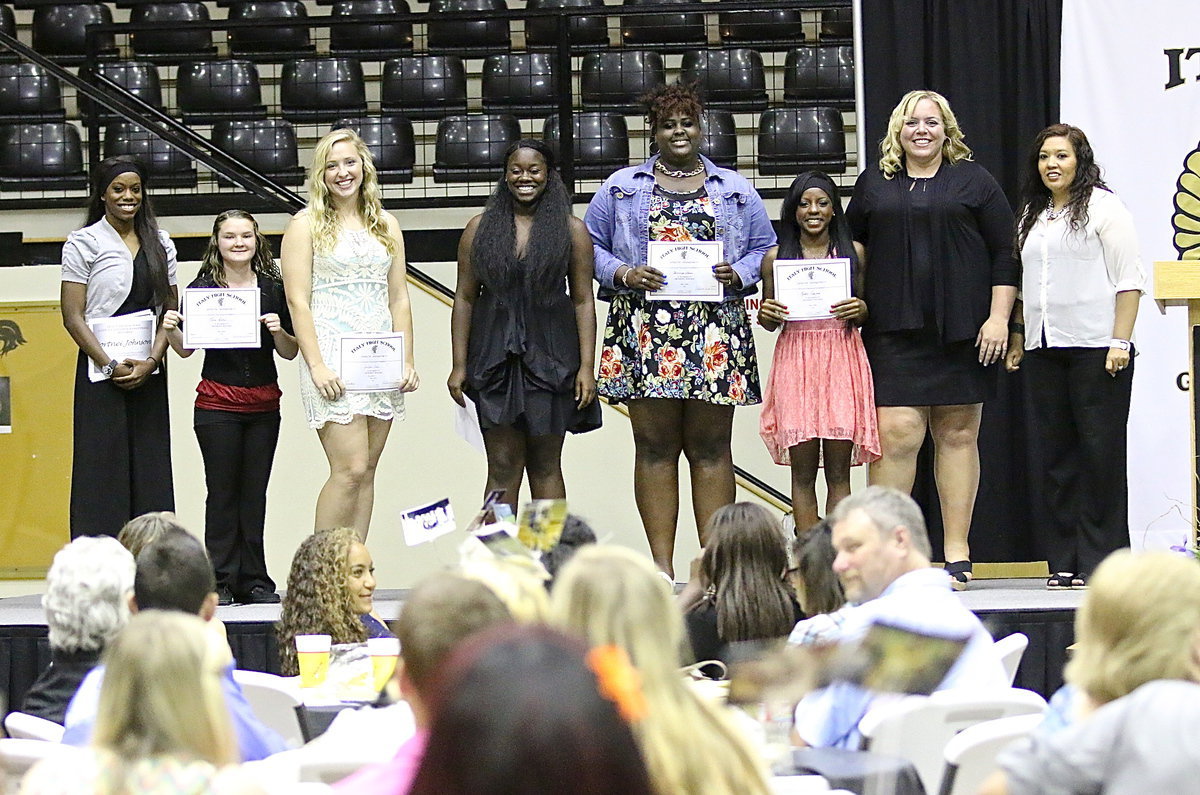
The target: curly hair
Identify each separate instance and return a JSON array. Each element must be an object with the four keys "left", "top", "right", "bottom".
[
  {"left": 44, "top": 536, "right": 135, "bottom": 654},
  {"left": 877, "top": 90, "right": 973, "bottom": 178},
  {"left": 306, "top": 128, "right": 396, "bottom": 257},
  {"left": 641, "top": 82, "right": 704, "bottom": 131},
  {"left": 195, "top": 209, "right": 279, "bottom": 286},
  {"left": 1015, "top": 123, "right": 1110, "bottom": 251},
  {"left": 277, "top": 527, "right": 367, "bottom": 675}
]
